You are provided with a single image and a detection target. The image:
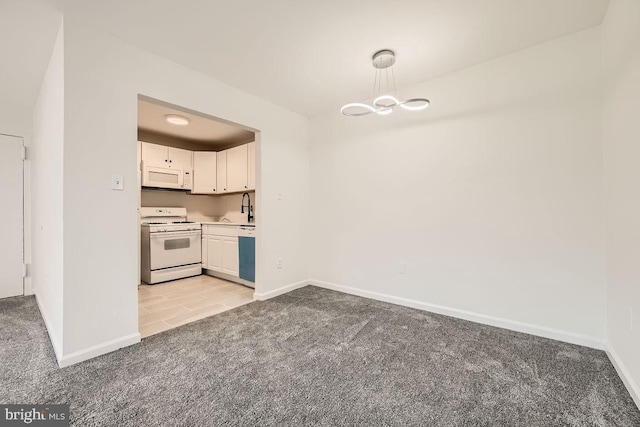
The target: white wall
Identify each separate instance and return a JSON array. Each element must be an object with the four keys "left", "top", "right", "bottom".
[
  {"left": 55, "top": 19, "right": 308, "bottom": 363},
  {"left": 602, "top": 0, "right": 640, "bottom": 407},
  {"left": 31, "top": 22, "right": 65, "bottom": 359},
  {"left": 141, "top": 190, "right": 255, "bottom": 224},
  {"left": 309, "top": 28, "right": 606, "bottom": 346},
  {"left": 209, "top": 192, "right": 256, "bottom": 224},
  {"left": 0, "top": 103, "right": 31, "bottom": 138}
]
